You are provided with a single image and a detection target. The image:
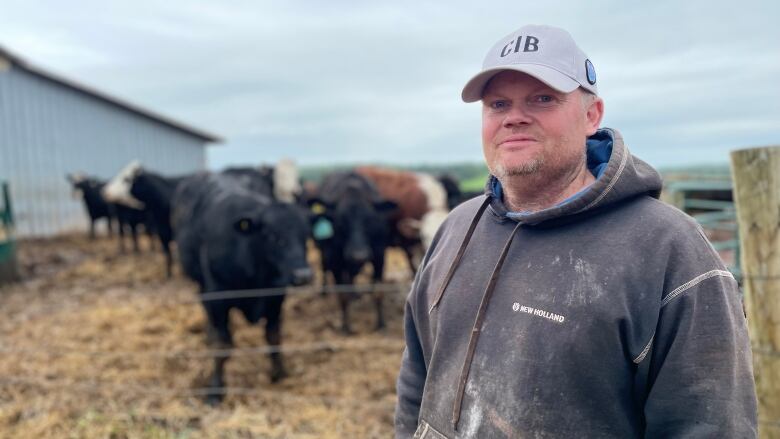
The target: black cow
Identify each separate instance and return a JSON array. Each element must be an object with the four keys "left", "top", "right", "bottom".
[
  {"left": 103, "top": 162, "right": 191, "bottom": 277},
  {"left": 437, "top": 174, "right": 464, "bottom": 210},
  {"left": 222, "top": 160, "right": 302, "bottom": 204},
  {"left": 129, "top": 171, "right": 189, "bottom": 276},
  {"left": 67, "top": 173, "right": 158, "bottom": 252},
  {"left": 310, "top": 171, "right": 397, "bottom": 335},
  {"left": 113, "top": 203, "right": 157, "bottom": 254},
  {"left": 221, "top": 166, "right": 274, "bottom": 197},
  {"left": 172, "top": 172, "right": 313, "bottom": 404},
  {"left": 66, "top": 174, "right": 115, "bottom": 239}
]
